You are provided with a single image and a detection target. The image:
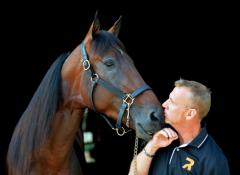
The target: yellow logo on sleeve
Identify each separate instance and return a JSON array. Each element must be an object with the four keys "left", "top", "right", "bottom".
[{"left": 182, "top": 157, "right": 195, "bottom": 171}]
